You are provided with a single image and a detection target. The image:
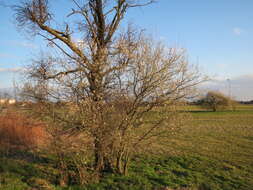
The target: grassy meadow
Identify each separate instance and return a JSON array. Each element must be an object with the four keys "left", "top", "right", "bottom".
[{"left": 0, "top": 105, "right": 253, "bottom": 190}]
